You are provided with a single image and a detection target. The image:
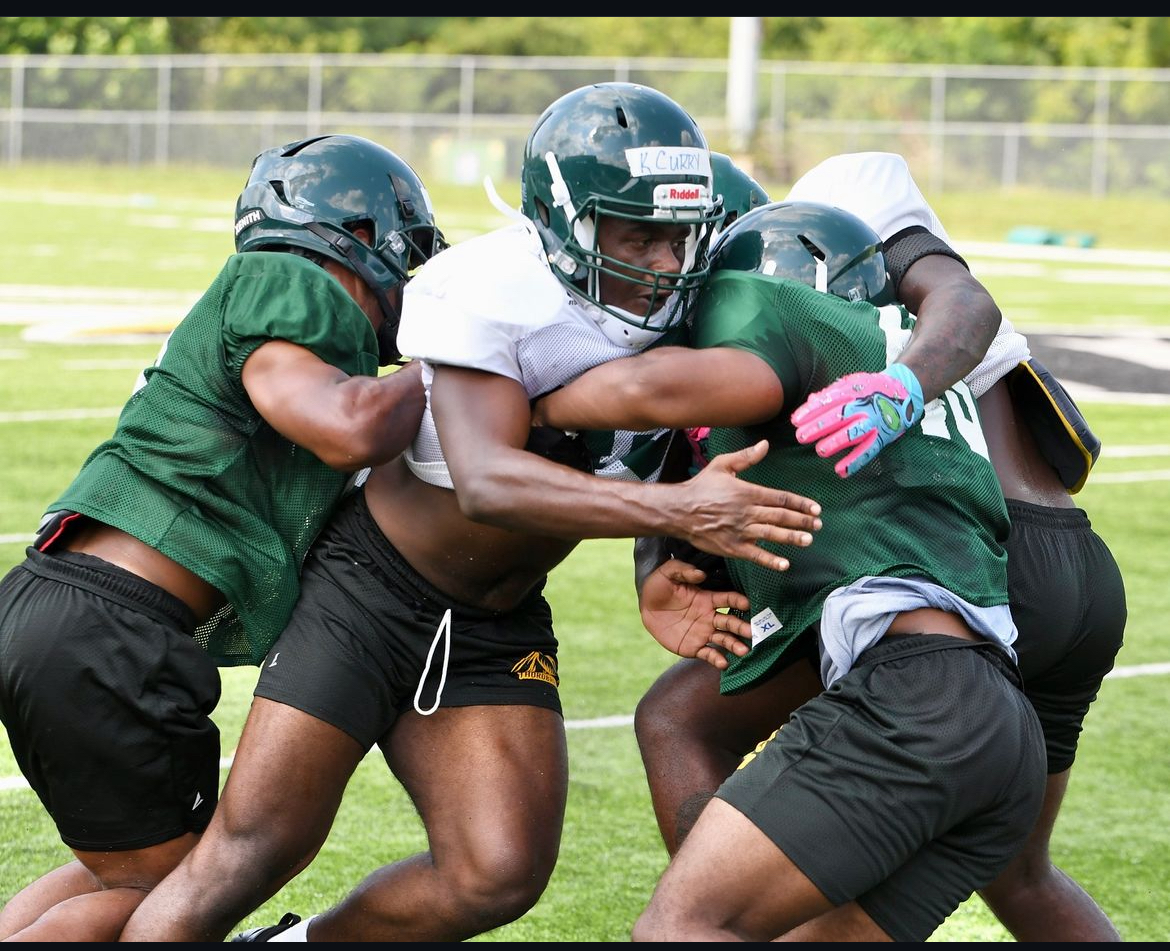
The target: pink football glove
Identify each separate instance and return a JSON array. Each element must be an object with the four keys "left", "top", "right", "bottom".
[{"left": 790, "top": 363, "right": 925, "bottom": 478}]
